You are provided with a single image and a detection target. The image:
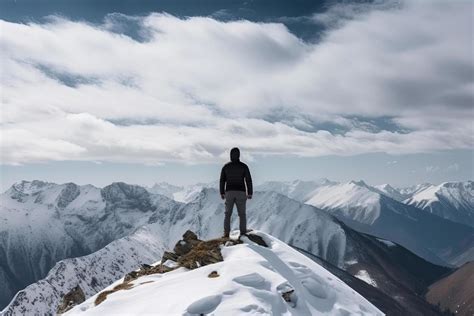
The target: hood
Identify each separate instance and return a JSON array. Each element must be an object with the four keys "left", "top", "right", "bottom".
[{"left": 230, "top": 147, "right": 240, "bottom": 162}]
